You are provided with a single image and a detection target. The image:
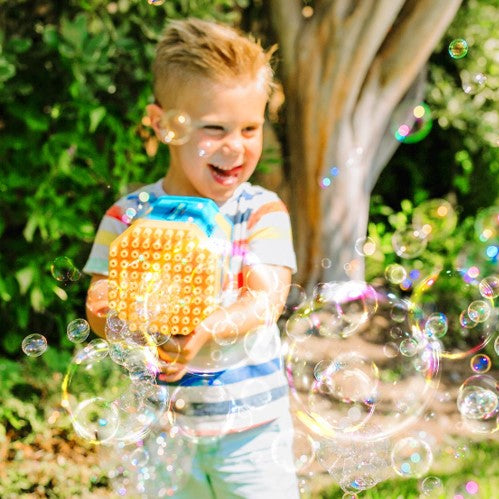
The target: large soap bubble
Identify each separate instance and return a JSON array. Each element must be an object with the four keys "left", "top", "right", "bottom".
[
  {"left": 285, "top": 281, "right": 440, "bottom": 443},
  {"left": 62, "top": 339, "right": 168, "bottom": 445}
]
